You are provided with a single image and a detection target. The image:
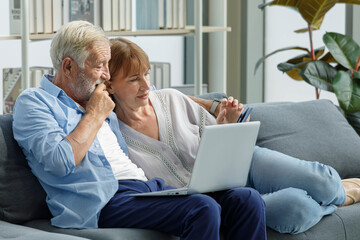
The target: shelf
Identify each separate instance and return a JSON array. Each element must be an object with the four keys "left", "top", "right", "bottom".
[{"left": 0, "top": 26, "right": 231, "bottom": 40}]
